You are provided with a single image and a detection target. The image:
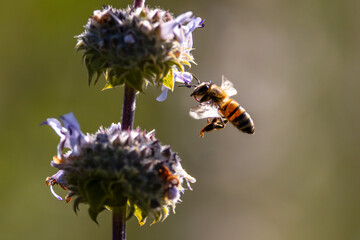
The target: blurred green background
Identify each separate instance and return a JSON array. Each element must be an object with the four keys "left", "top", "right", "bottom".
[{"left": 1, "top": 0, "right": 360, "bottom": 239}]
